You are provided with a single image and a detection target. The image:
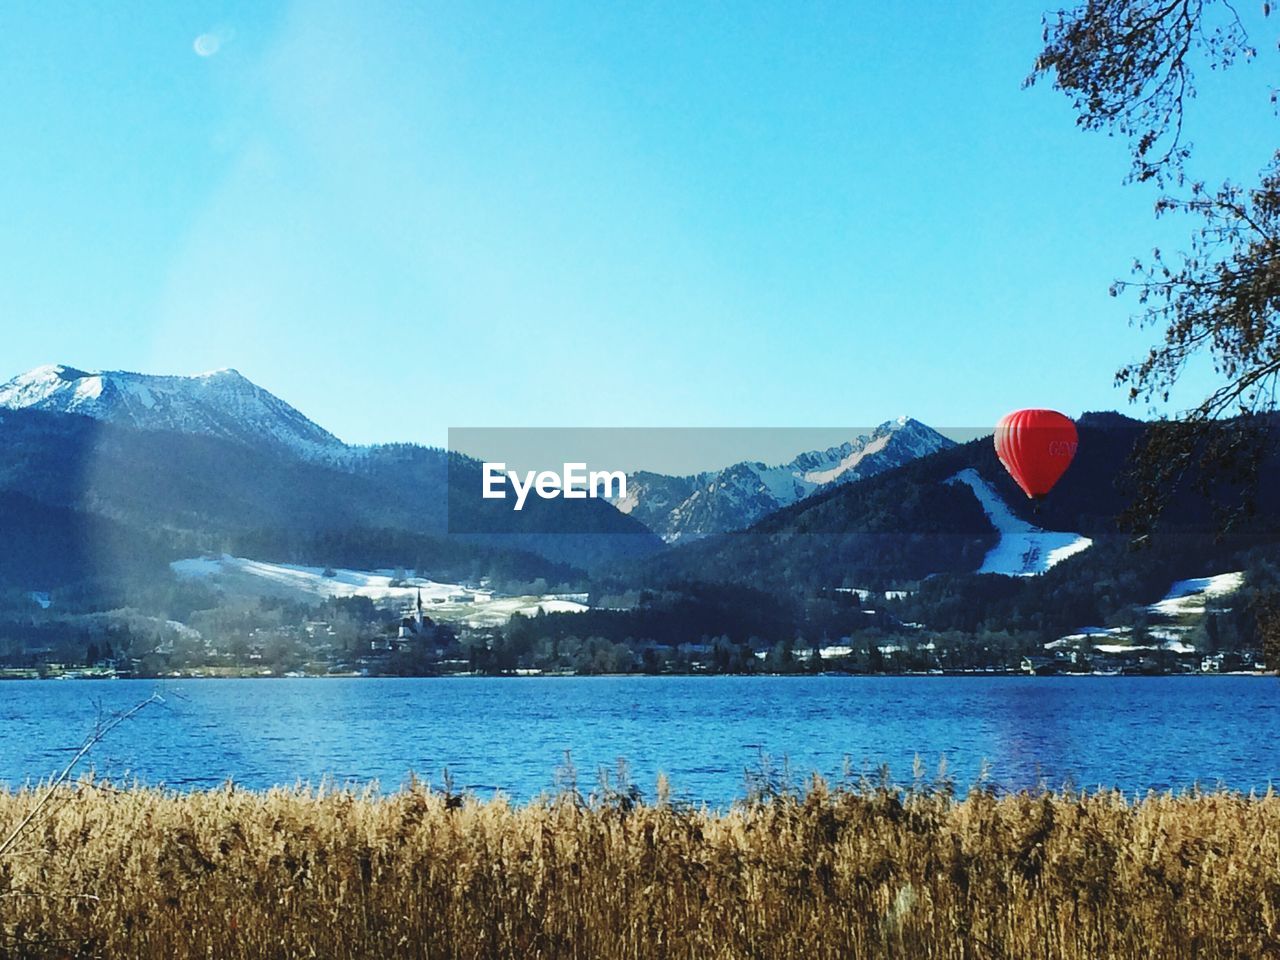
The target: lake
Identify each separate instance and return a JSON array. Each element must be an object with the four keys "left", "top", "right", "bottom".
[{"left": 0, "top": 676, "right": 1276, "bottom": 804}]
